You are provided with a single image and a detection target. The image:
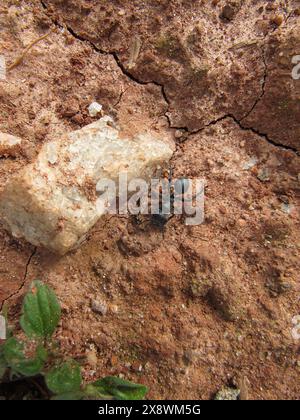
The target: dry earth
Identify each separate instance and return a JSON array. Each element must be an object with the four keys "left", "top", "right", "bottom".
[{"left": 0, "top": 0, "right": 300, "bottom": 400}]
